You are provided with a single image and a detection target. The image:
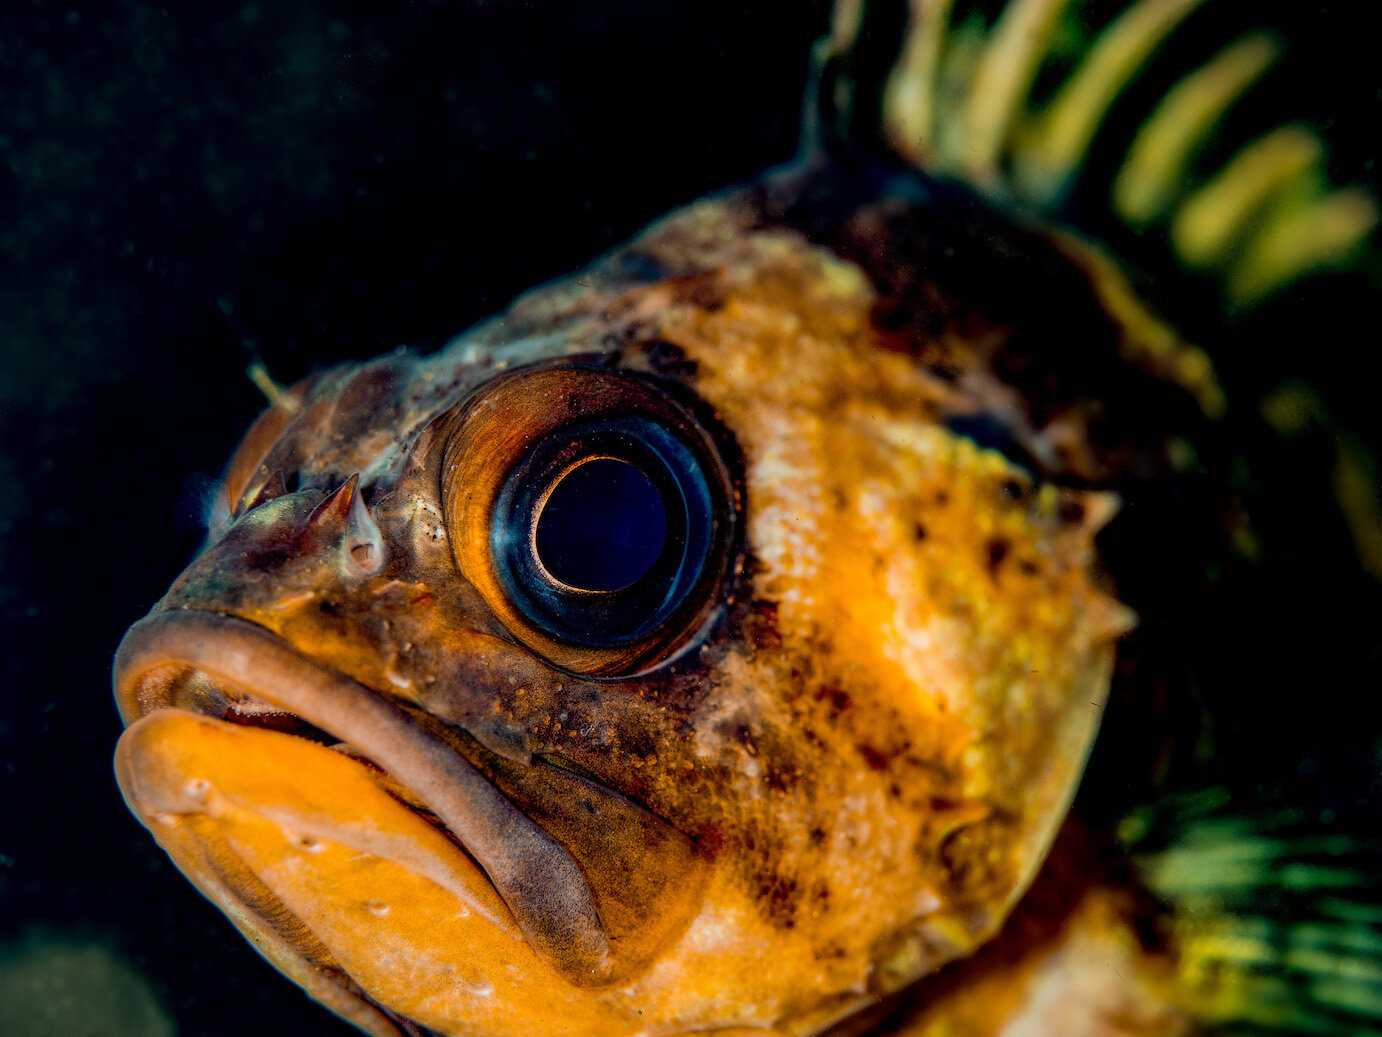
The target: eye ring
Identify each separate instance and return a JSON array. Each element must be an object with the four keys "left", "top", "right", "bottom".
[{"left": 442, "top": 363, "right": 739, "bottom": 677}]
